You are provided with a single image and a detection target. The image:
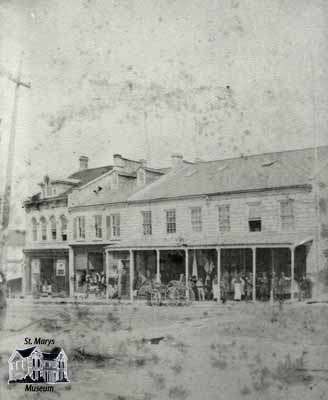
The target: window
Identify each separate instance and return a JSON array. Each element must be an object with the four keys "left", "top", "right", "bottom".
[
  {"left": 94, "top": 215, "right": 103, "bottom": 238},
  {"left": 40, "top": 217, "right": 47, "bottom": 240},
  {"left": 74, "top": 216, "right": 85, "bottom": 239},
  {"left": 50, "top": 216, "right": 56, "bottom": 240},
  {"left": 107, "top": 214, "right": 120, "bottom": 238},
  {"left": 280, "top": 200, "right": 294, "bottom": 230},
  {"left": 191, "top": 207, "right": 202, "bottom": 232},
  {"left": 32, "top": 218, "right": 38, "bottom": 241},
  {"left": 218, "top": 205, "right": 230, "bottom": 232},
  {"left": 60, "top": 215, "right": 68, "bottom": 241},
  {"left": 142, "top": 211, "right": 152, "bottom": 235},
  {"left": 166, "top": 209, "right": 176, "bottom": 234},
  {"left": 248, "top": 202, "right": 262, "bottom": 232}
]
